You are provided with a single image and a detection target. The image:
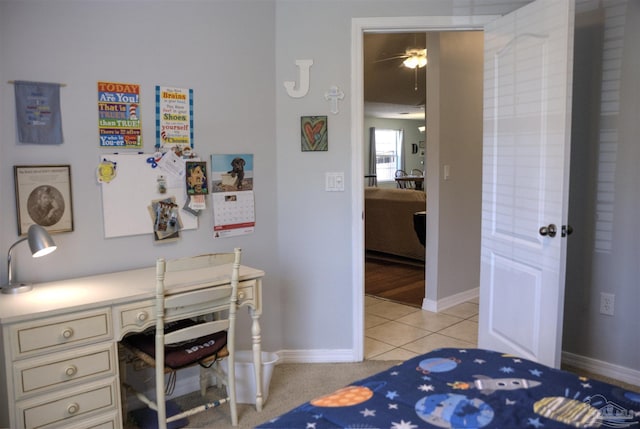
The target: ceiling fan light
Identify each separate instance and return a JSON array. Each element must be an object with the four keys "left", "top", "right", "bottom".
[
  {"left": 403, "top": 57, "right": 419, "bottom": 69},
  {"left": 402, "top": 49, "right": 427, "bottom": 69}
]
